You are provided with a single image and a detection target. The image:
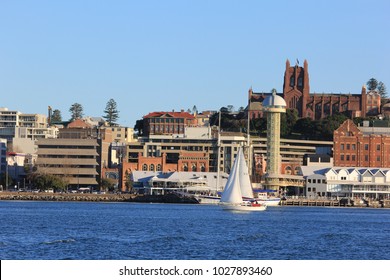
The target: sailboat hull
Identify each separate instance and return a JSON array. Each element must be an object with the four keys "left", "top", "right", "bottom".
[{"left": 220, "top": 203, "right": 267, "bottom": 212}]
